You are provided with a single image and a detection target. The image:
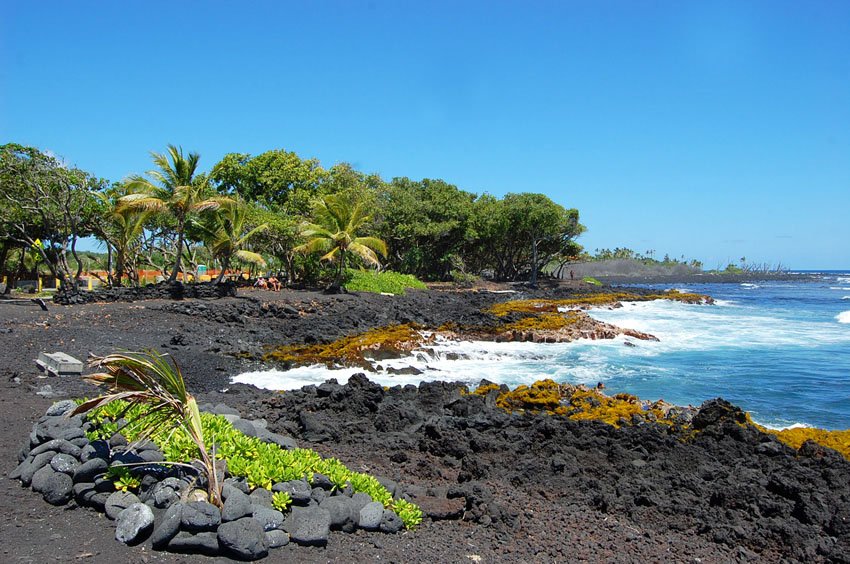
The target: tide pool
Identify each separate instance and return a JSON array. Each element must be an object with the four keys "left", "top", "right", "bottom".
[{"left": 234, "top": 272, "right": 850, "bottom": 430}]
